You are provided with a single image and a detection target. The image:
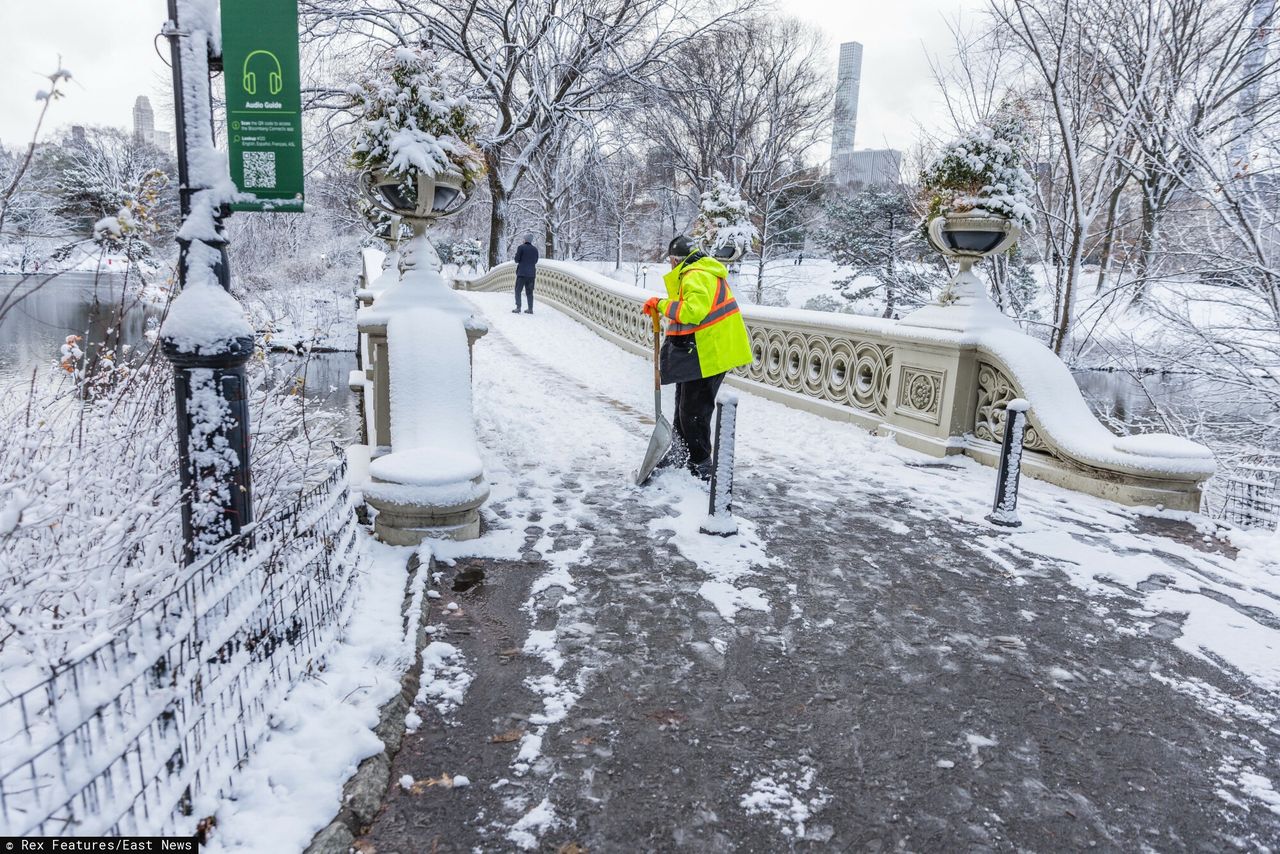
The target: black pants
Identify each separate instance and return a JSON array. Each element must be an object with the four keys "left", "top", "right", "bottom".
[
  {"left": 673, "top": 372, "right": 724, "bottom": 467},
  {"left": 515, "top": 276, "right": 535, "bottom": 310}
]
